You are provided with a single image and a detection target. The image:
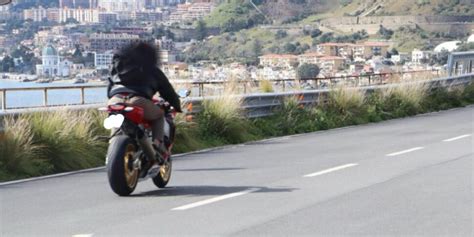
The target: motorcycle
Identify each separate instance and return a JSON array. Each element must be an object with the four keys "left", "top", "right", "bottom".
[{"left": 101, "top": 90, "right": 189, "bottom": 196}]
